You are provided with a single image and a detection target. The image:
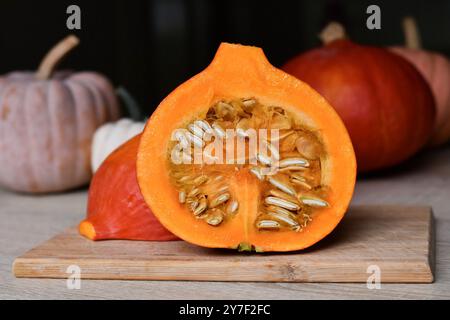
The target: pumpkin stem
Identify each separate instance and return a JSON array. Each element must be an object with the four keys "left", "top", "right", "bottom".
[
  {"left": 79, "top": 220, "right": 96, "bottom": 240},
  {"left": 402, "top": 16, "right": 422, "bottom": 49},
  {"left": 319, "top": 21, "right": 347, "bottom": 45},
  {"left": 36, "top": 35, "right": 80, "bottom": 80},
  {"left": 402, "top": 16, "right": 422, "bottom": 50}
]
